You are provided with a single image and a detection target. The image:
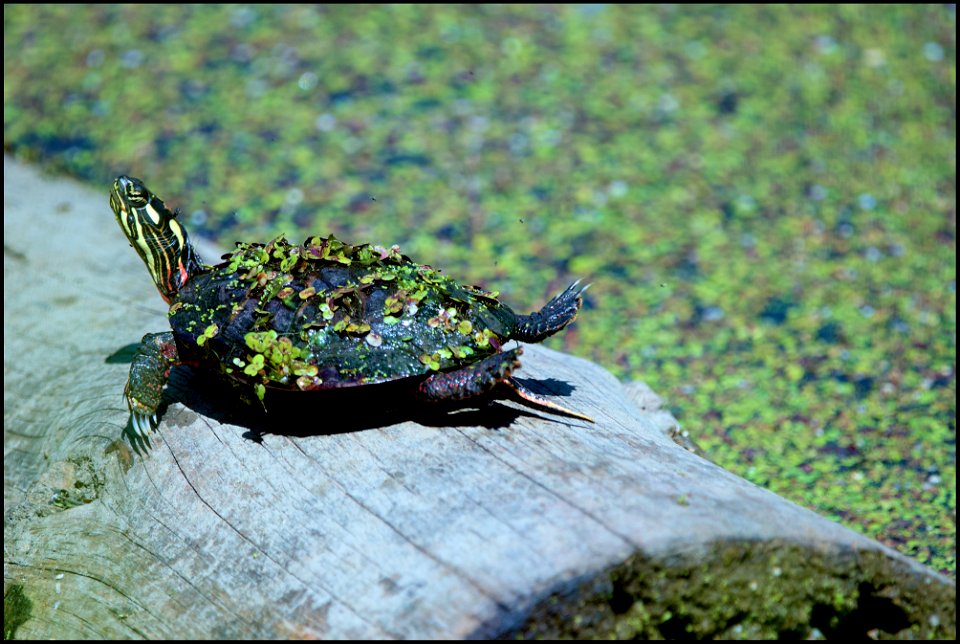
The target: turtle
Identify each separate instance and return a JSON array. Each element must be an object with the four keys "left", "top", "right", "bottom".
[{"left": 110, "top": 175, "right": 591, "bottom": 439}]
